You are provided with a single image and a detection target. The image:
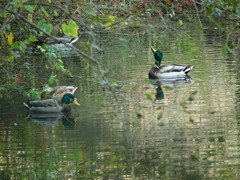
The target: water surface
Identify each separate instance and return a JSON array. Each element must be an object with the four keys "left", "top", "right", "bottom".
[{"left": 0, "top": 22, "right": 240, "bottom": 179}]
